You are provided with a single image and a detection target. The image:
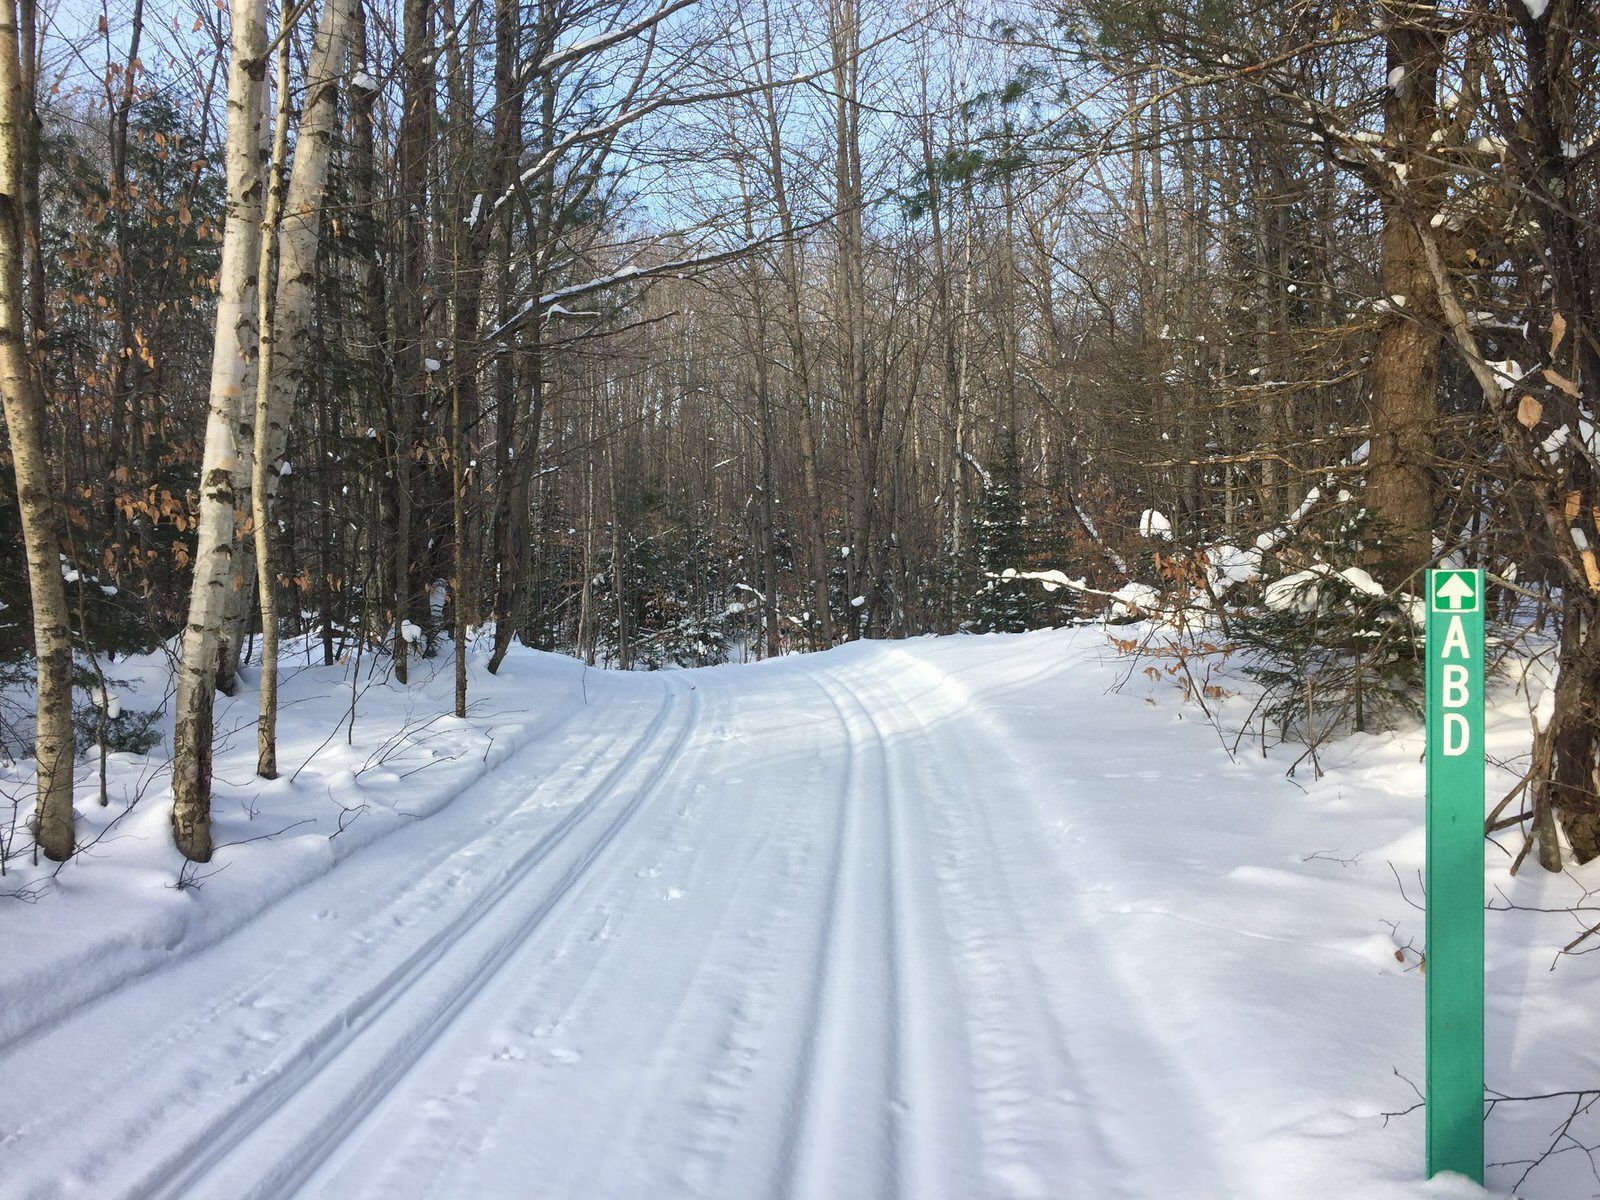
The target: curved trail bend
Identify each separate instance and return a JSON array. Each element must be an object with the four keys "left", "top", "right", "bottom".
[{"left": 0, "top": 633, "right": 1418, "bottom": 1200}]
